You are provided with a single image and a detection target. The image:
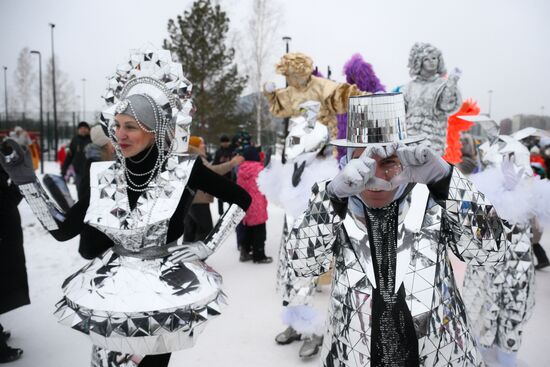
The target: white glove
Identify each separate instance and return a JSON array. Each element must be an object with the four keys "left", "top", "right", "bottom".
[
  {"left": 448, "top": 67, "right": 462, "bottom": 83},
  {"left": 167, "top": 241, "right": 213, "bottom": 263},
  {"left": 501, "top": 154, "right": 524, "bottom": 191},
  {"left": 327, "top": 145, "right": 394, "bottom": 199},
  {"left": 391, "top": 143, "right": 451, "bottom": 186},
  {"left": 263, "top": 81, "right": 277, "bottom": 93}
]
